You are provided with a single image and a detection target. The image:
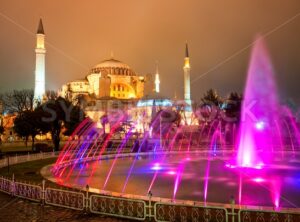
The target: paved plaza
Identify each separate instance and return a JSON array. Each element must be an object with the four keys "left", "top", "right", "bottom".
[{"left": 0, "top": 192, "right": 128, "bottom": 222}]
